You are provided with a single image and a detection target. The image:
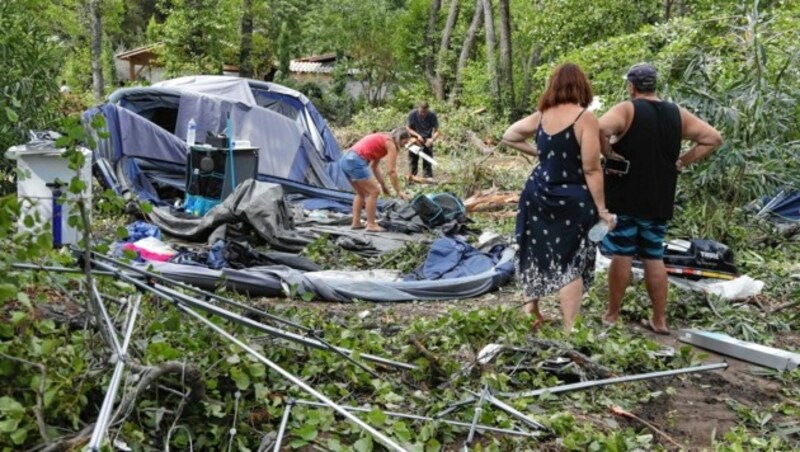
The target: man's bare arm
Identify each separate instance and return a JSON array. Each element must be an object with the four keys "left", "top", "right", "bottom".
[
  {"left": 678, "top": 108, "right": 723, "bottom": 169},
  {"left": 597, "top": 103, "right": 630, "bottom": 157}
]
